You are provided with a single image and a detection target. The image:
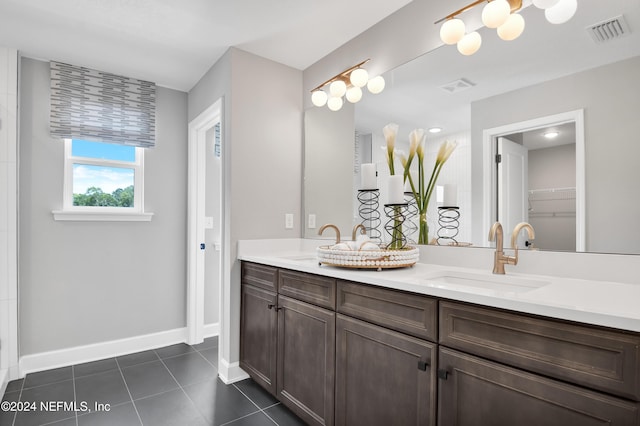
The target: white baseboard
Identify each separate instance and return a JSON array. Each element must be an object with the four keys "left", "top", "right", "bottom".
[
  {"left": 218, "top": 358, "right": 249, "bottom": 385},
  {"left": 204, "top": 322, "right": 220, "bottom": 338},
  {"left": 19, "top": 327, "right": 188, "bottom": 377}
]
